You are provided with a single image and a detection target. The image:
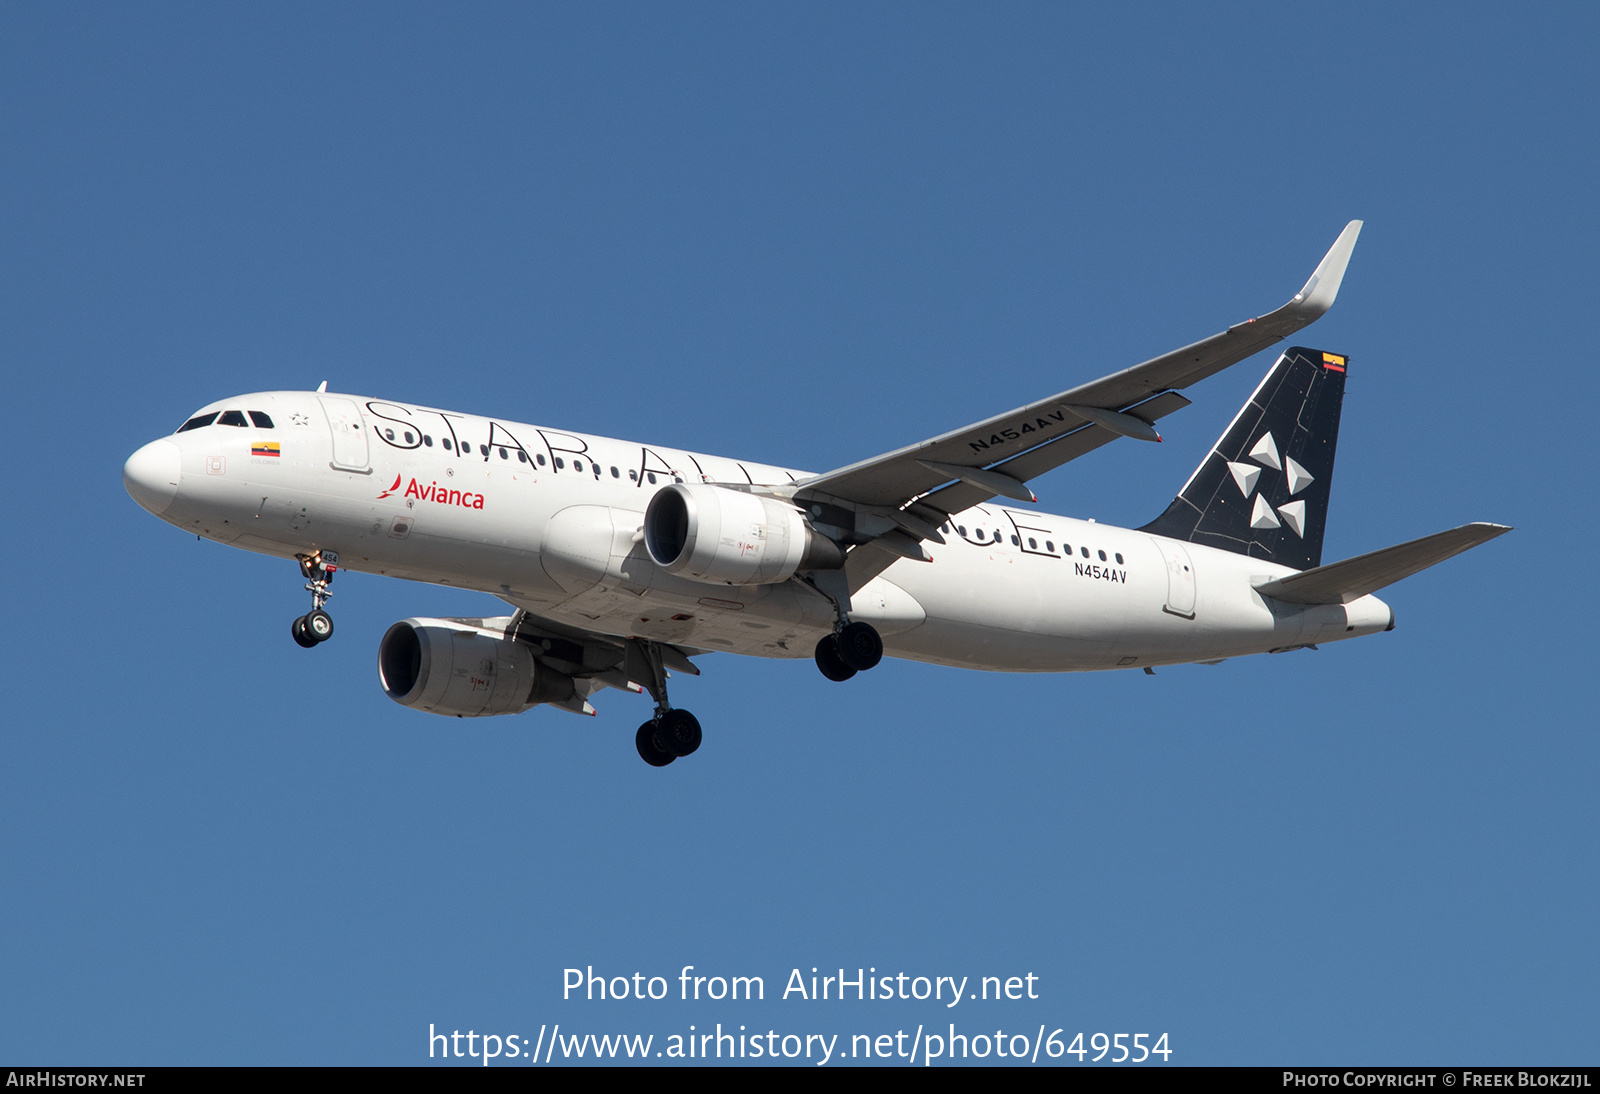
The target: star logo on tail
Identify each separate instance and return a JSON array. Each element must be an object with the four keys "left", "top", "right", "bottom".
[{"left": 1225, "top": 431, "right": 1315, "bottom": 537}]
